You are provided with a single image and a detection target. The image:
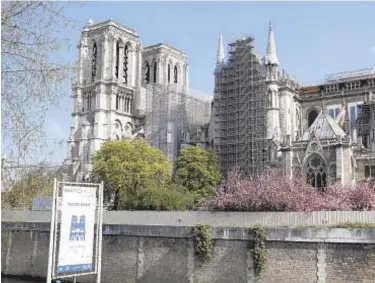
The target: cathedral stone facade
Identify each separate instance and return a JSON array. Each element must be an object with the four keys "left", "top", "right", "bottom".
[
  {"left": 65, "top": 19, "right": 375, "bottom": 189},
  {"left": 212, "top": 23, "right": 375, "bottom": 188},
  {"left": 64, "top": 19, "right": 210, "bottom": 181}
]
